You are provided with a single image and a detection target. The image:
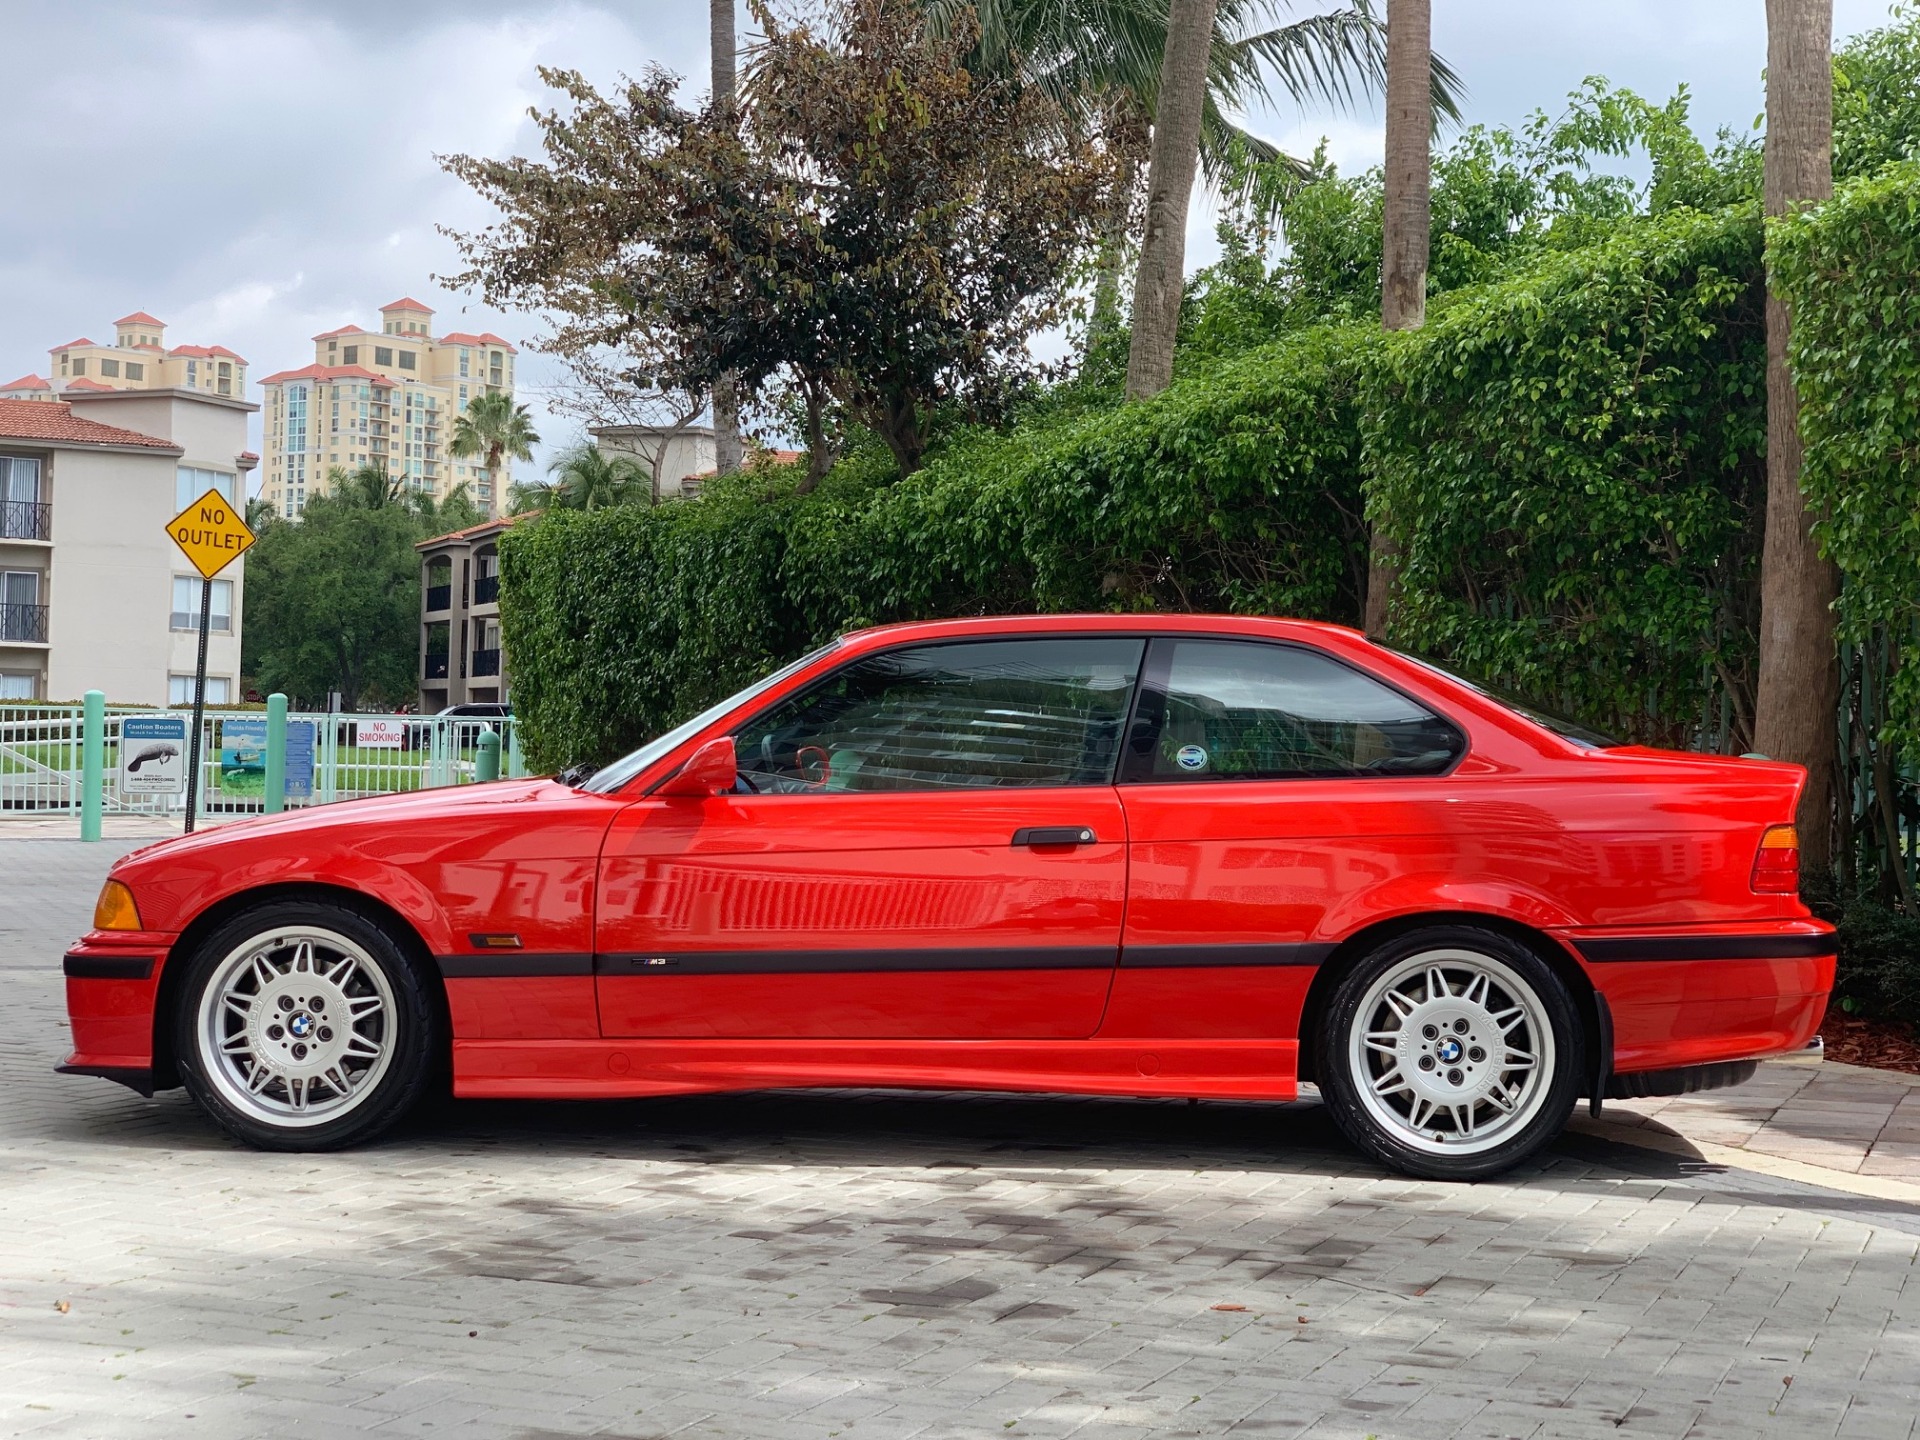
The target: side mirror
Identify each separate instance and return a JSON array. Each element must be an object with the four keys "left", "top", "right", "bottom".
[{"left": 656, "top": 735, "right": 737, "bottom": 797}]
